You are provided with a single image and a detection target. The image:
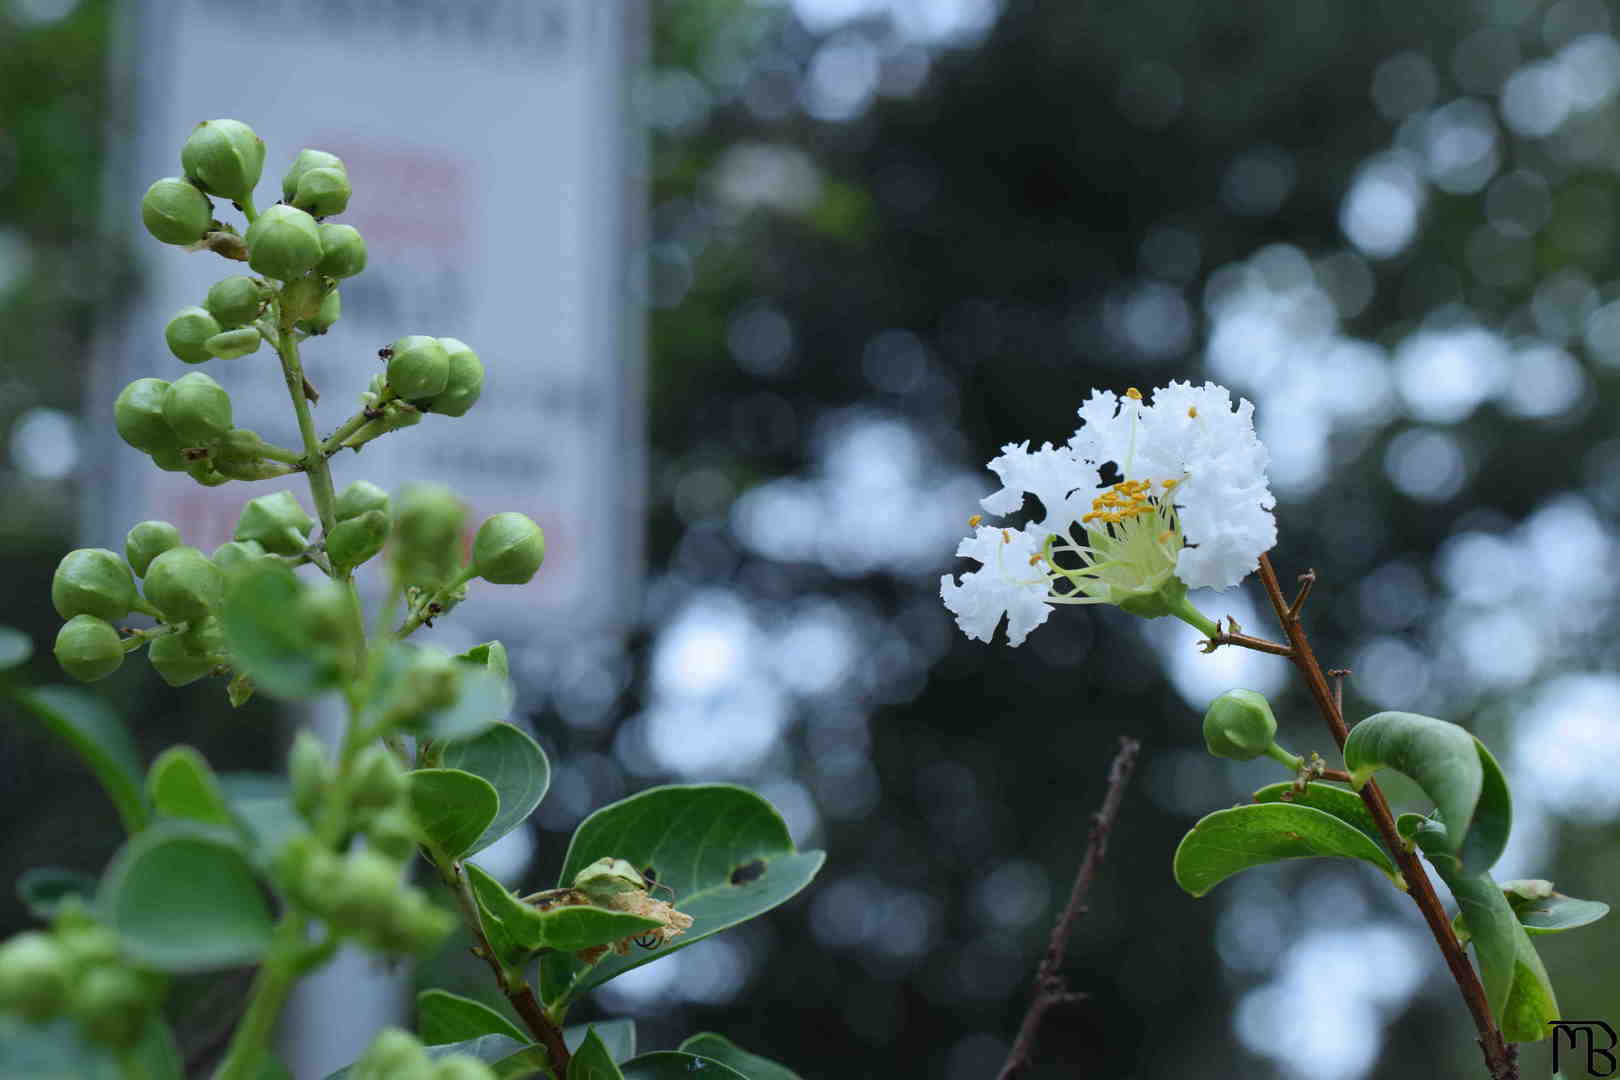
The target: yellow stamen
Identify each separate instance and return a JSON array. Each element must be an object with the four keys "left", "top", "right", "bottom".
[
  {"left": 1028, "top": 553, "right": 1042, "bottom": 566},
  {"left": 1188, "top": 406, "right": 1197, "bottom": 418},
  {"left": 968, "top": 514, "right": 982, "bottom": 527},
  {"left": 1161, "top": 478, "right": 1178, "bottom": 489},
  {"left": 1125, "top": 387, "right": 1143, "bottom": 400},
  {"left": 1001, "top": 529, "right": 1011, "bottom": 543}
]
